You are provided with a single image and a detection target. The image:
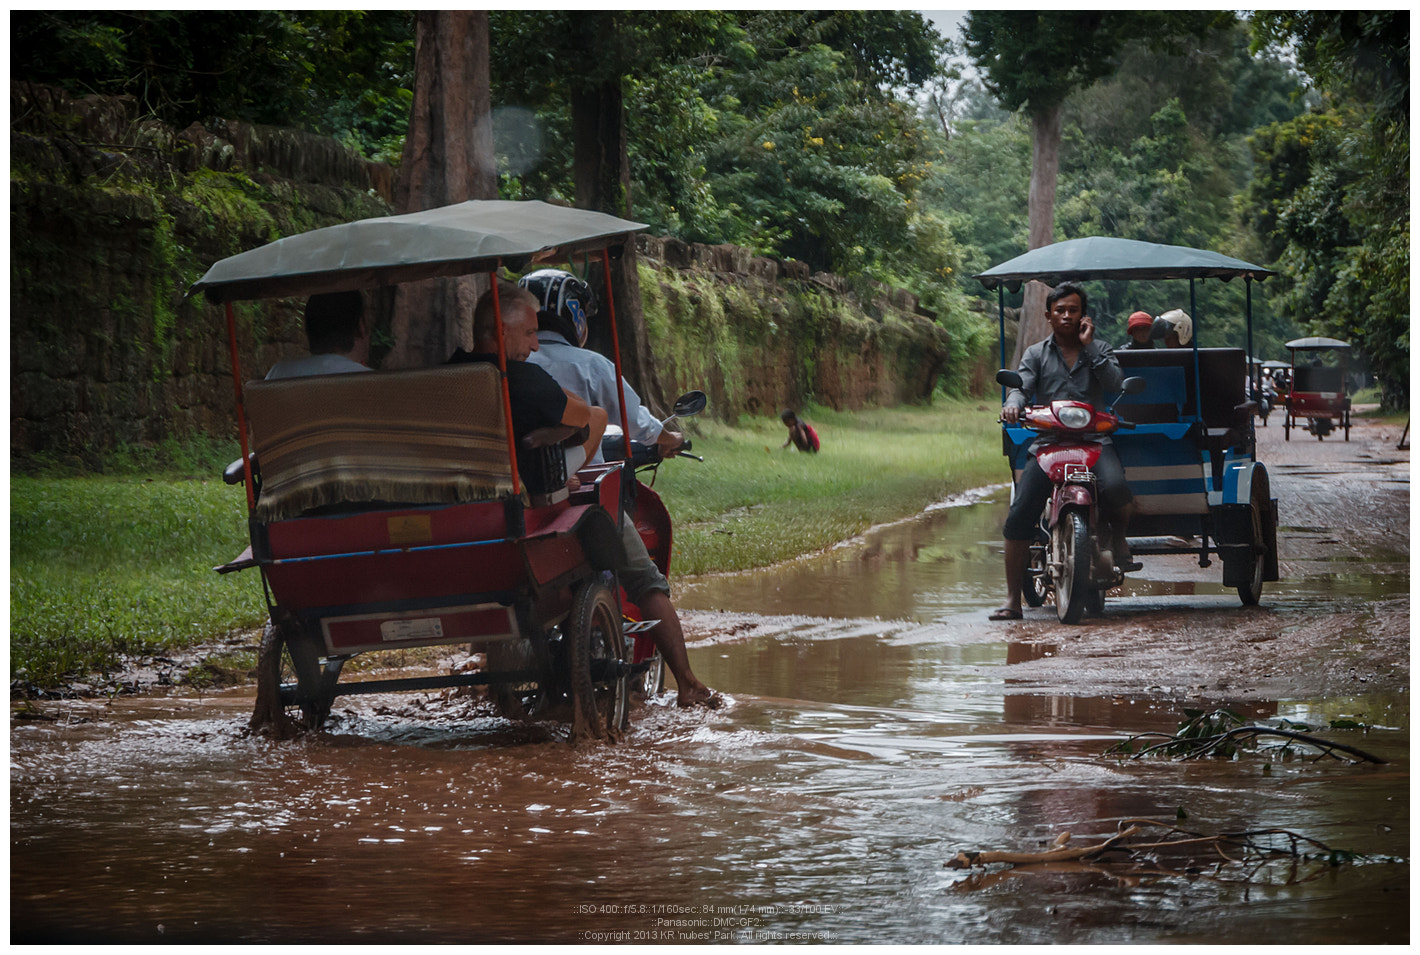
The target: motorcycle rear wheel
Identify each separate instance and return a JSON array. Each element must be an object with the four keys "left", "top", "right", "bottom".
[
  {"left": 1053, "top": 511, "right": 1092, "bottom": 625},
  {"left": 1023, "top": 537, "right": 1049, "bottom": 608}
]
